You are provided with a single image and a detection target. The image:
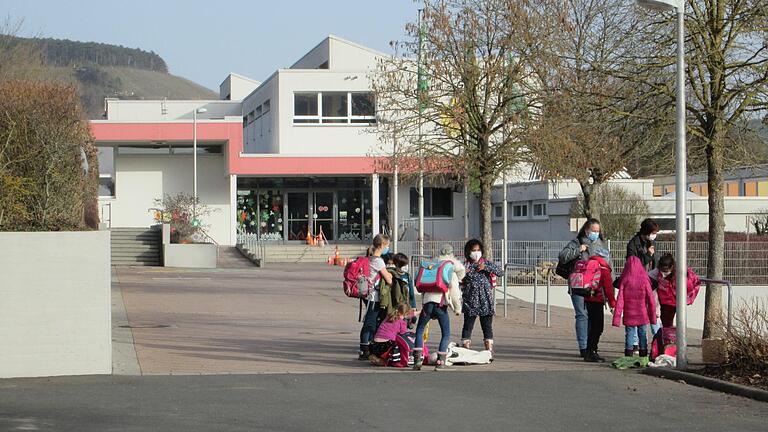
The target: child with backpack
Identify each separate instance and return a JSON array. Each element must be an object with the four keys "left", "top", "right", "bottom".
[
  {"left": 612, "top": 256, "right": 657, "bottom": 358},
  {"left": 369, "top": 303, "right": 411, "bottom": 366},
  {"left": 413, "top": 244, "right": 465, "bottom": 371},
  {"left": 574, "top": 248, "right": 616, "bottom": 363},
  {"left": 648, "top": 253, "right": 701, "bottom": 328},
  {"left": 460, "top": 239, "right": 502, "bottom": 359},
  {"left": 379, "top": 253, "right": 415, "bottom": 319},
  {"left": 356, "top": 234, "right": 393, "bottom": 360}
]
